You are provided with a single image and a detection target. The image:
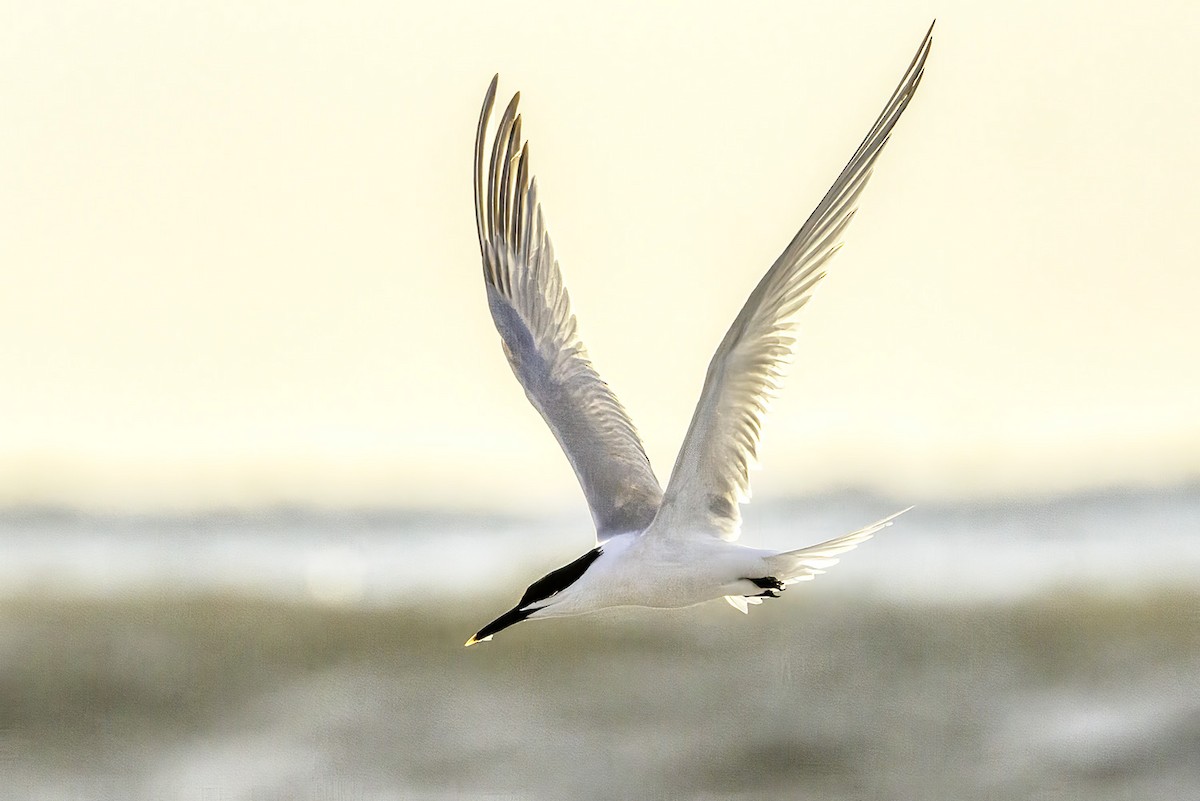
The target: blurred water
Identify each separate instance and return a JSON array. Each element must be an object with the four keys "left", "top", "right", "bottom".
[
  {"left": 2, "top": 487, "right": 1198, "bottom": 605},
  {"left": 0, "top": 488, "right": 1197, "bottom": 800}
]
